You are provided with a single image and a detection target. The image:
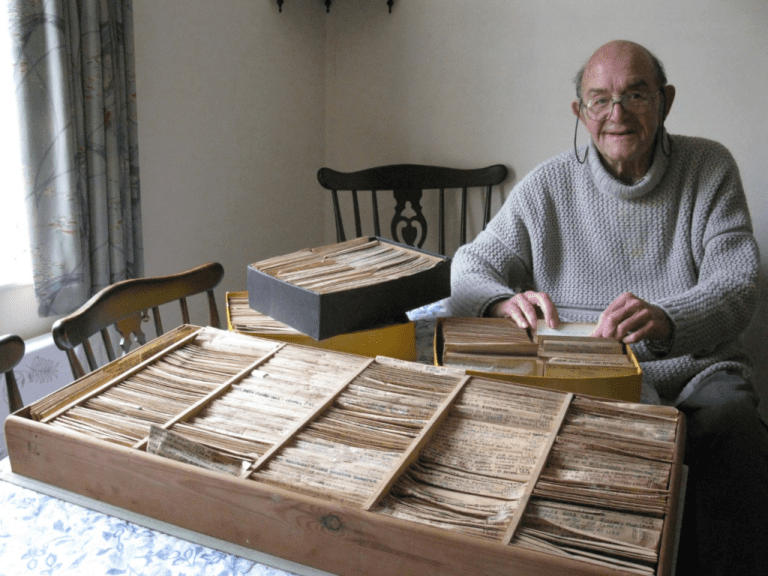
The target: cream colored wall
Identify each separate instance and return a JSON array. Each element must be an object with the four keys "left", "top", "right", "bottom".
[
  {"left": 325, "top": 0, "right": 768, "bottom": 409},
  {"left": 133, "top": 0, "right": 327, "bottom": 323}
]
